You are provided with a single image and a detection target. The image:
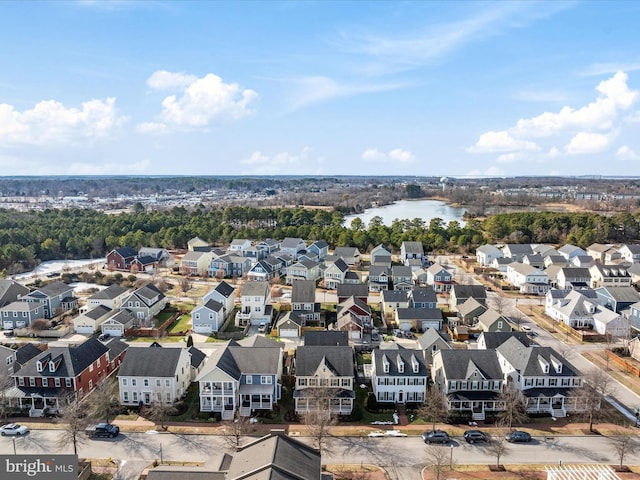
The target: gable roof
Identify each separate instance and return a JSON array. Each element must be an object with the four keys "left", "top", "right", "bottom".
[
  {"left": 241, "top": 281, "right": 269, "bottom": 298},
  {"left": 478, "top": 331, "right": 531, "bottom": 349},
  {"left": 402, "top": 241, "right": 424, "bottom": 254},
  {"left": 118, "top": 345, "right": 186, "bottom": 378},
  {"left": 373, "top": 348, "right": 427, "bottom": 377},
  {"left": 381, "top": 290, "right": 409, "bottom": 303},
  {"left": 87, "top": 284, "right": 129, "bottom": 301},
  {"left": 411, "top": 286, "right": 437, "bottom": 304},
  {"left": 333, "top": 247, "right": 360, "bottom": 258},
  {"left": 457, "top": 297, "right": 488, "bottom": 317},
  {"left": 304, "top": 331, "right": 349, "bottom": 347},
  {"left": 451, "top": 284, "right": 487, "bottom": 300},
  {"left": 196, "top": 341, "right": 281, "bottom": 381},
  {"left": 291, "top": 280, "right": 316, "bottom": 303},
  {"left": 418, "top": 328, "right": 452, "bottom": 350},
  {"left": 497, "top": 337, "right": 579, "bottom": 377},
  {"left": 214, "top": 281, "right": 235, "bottom": 298},
  {"left": 295, "top": 346, "right": 354, "bottom": 377},
  {"left": 32, "top": 281, "right": 73, "bottom": 297},
  {"left": 15, "top": 343, "right": 43, "bottom": 366},
  {"left": 336, "top": 284, "right": 368, "bottom": 299},
  {"left": 18, "top": 337, "right": 108, "bottom": 378},
  {"left": 392, "top": 265, "right": 412, "bottom": 277},
  {"left": 436, "top": 349, "right": 503, "bottom": 380},
  {"left": 113, "top": 247, "right": 138, "bottom": 258},
  {"left": 396, "top": 307, "right": 443, "bottom": 320}
]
